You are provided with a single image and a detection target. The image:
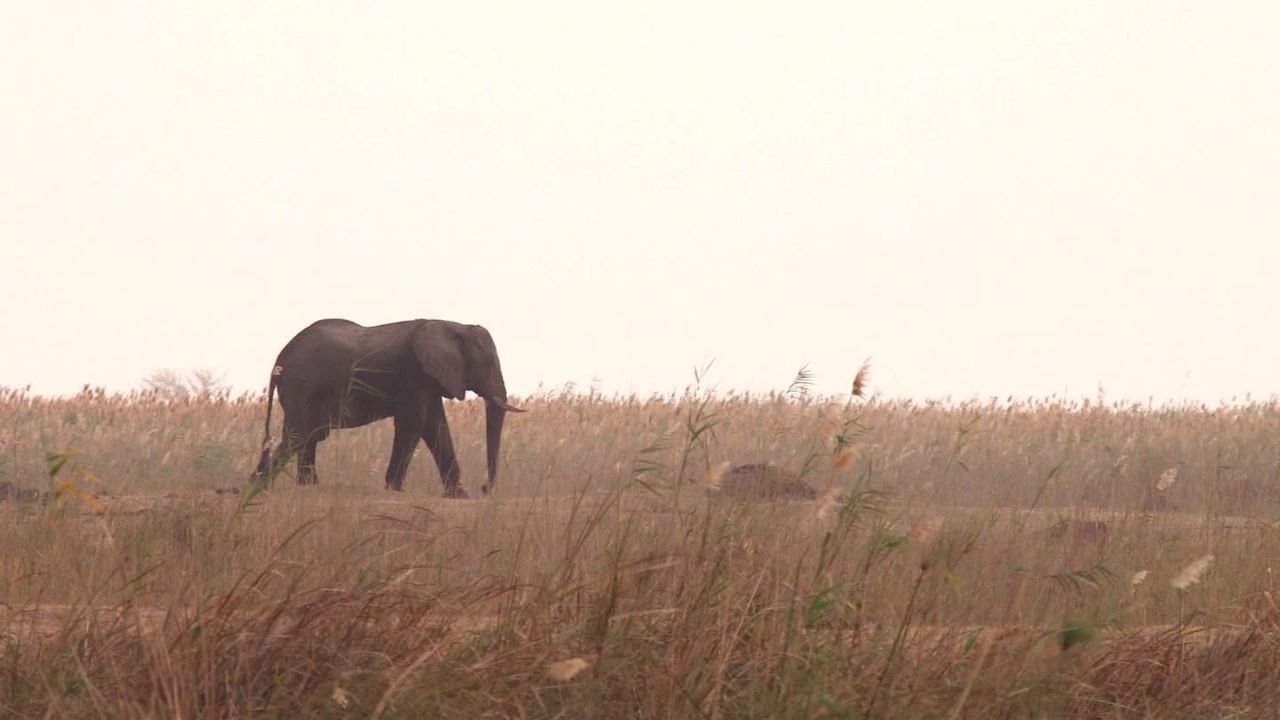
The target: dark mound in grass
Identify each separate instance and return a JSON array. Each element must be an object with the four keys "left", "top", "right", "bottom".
[
  {"left": 719, "top": 464, "right": 817, "bottom": 501},
  {"left": 0, "top": 481, "right": 40, "bottom": 504}
]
